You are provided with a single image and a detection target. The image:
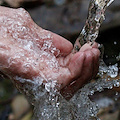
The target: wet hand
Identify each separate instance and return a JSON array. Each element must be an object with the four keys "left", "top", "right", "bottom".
[{"left": 0, "top": 6, "right": 100, "bottom": 99}]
